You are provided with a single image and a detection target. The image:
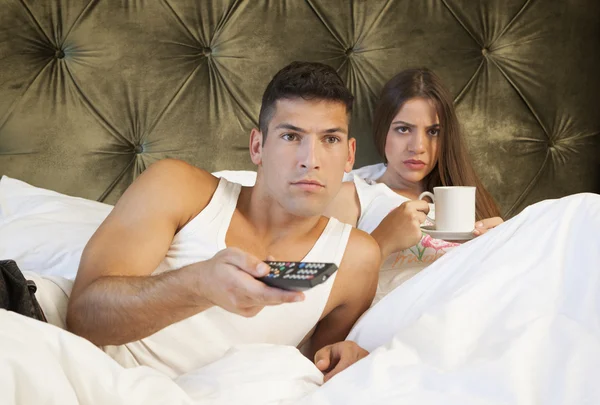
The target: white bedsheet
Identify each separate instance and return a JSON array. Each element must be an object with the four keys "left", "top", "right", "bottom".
[
  {"left": 1, "top": 193, "right": 599, "bottom": 405},
  {"left": 303, "top": 192, "right": 600, "bottom": 405}
]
